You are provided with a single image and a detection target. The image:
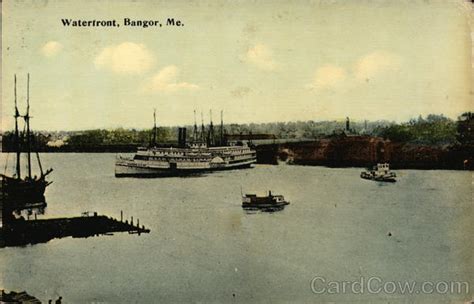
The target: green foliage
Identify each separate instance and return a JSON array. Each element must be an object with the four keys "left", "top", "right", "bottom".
[
  {"left": 65, "top": 128, "right": 172, "bottom": 146},
  {"left": 378, "top": 124, "right": 414, "bottom": 142},
  {"left": 456, "top": 112, "right": 474, "bottom": 145},
  {"left": 217, "top": 120, "right": 390, "bottom": 139},
  {"left": 2, "top": 113, "right": 467, "bottom": 149},
  {"left": 378, "top": 114, "right": 457, "bottom": 145},
  {"left": 1, "top": 131, "right": 51, "bottom": 150}
]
